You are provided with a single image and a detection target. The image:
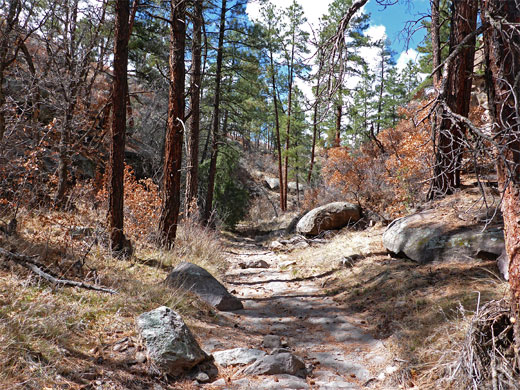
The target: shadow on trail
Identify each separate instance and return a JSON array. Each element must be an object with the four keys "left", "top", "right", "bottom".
[{"left": 225, "top": 268, "right": 339, "bottom": 286}]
